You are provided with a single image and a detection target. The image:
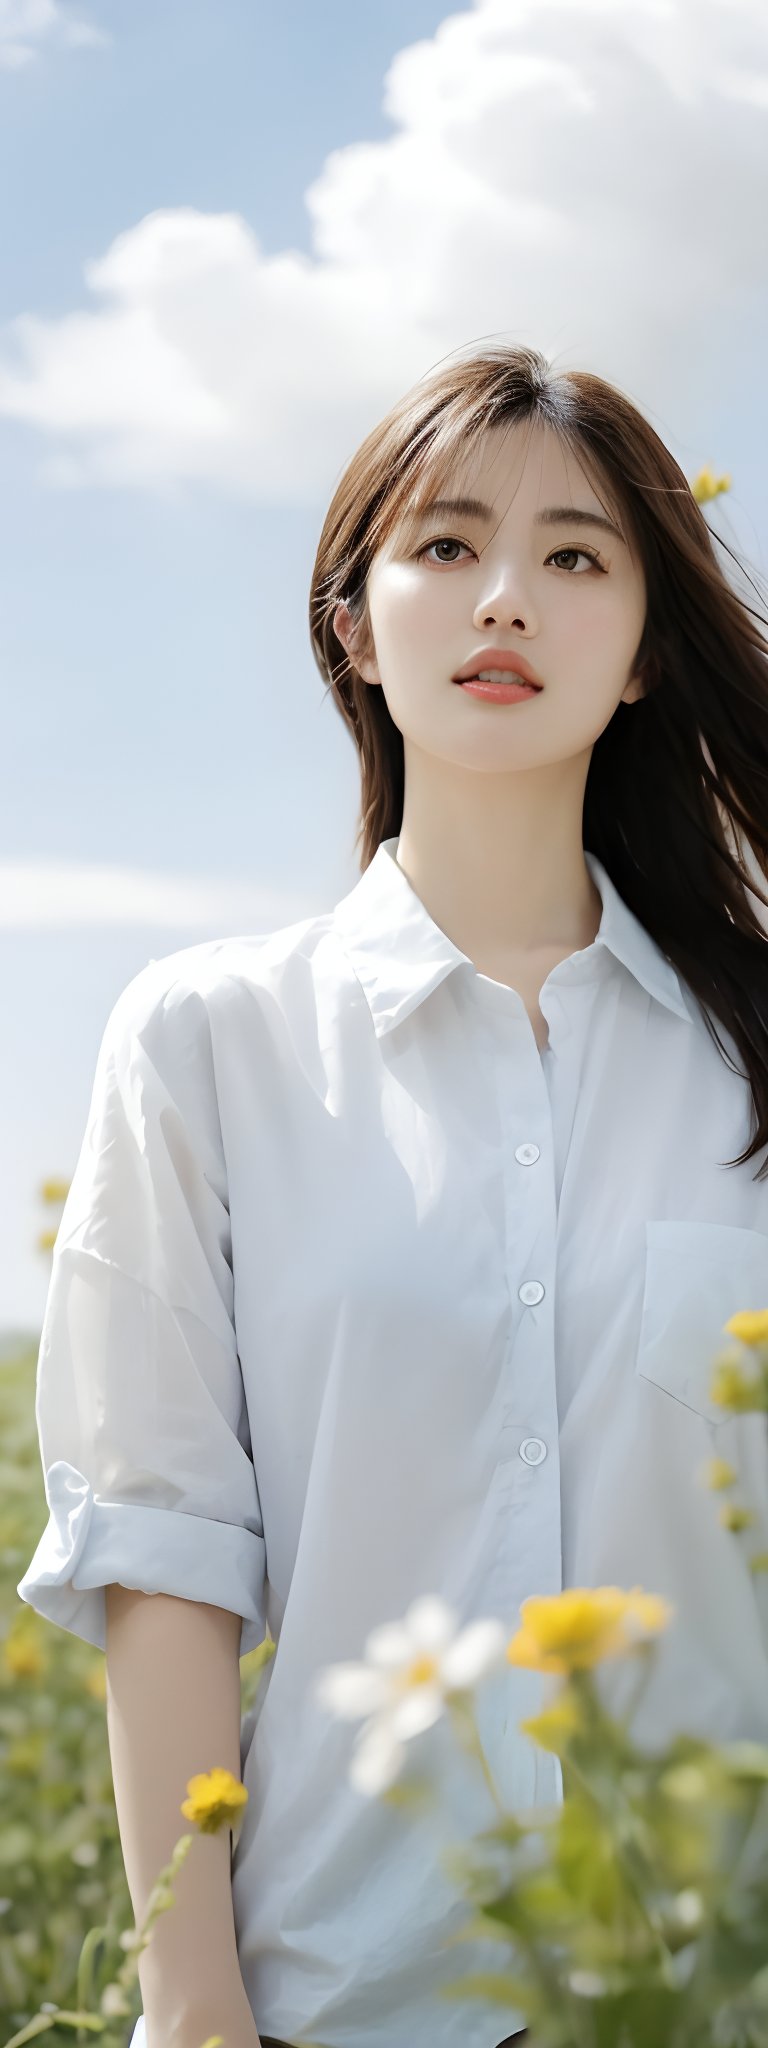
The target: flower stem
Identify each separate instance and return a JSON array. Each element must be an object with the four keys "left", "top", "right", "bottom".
[
  {"left": 564, "top": 1675, "right": 670, "bottom": 1957},
  {"left": 75, "top": 1924, "right": 106, "bottom": 2042},
  {"left": 445, "top": 1693, "right": 506, "bottom": 1813}
]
